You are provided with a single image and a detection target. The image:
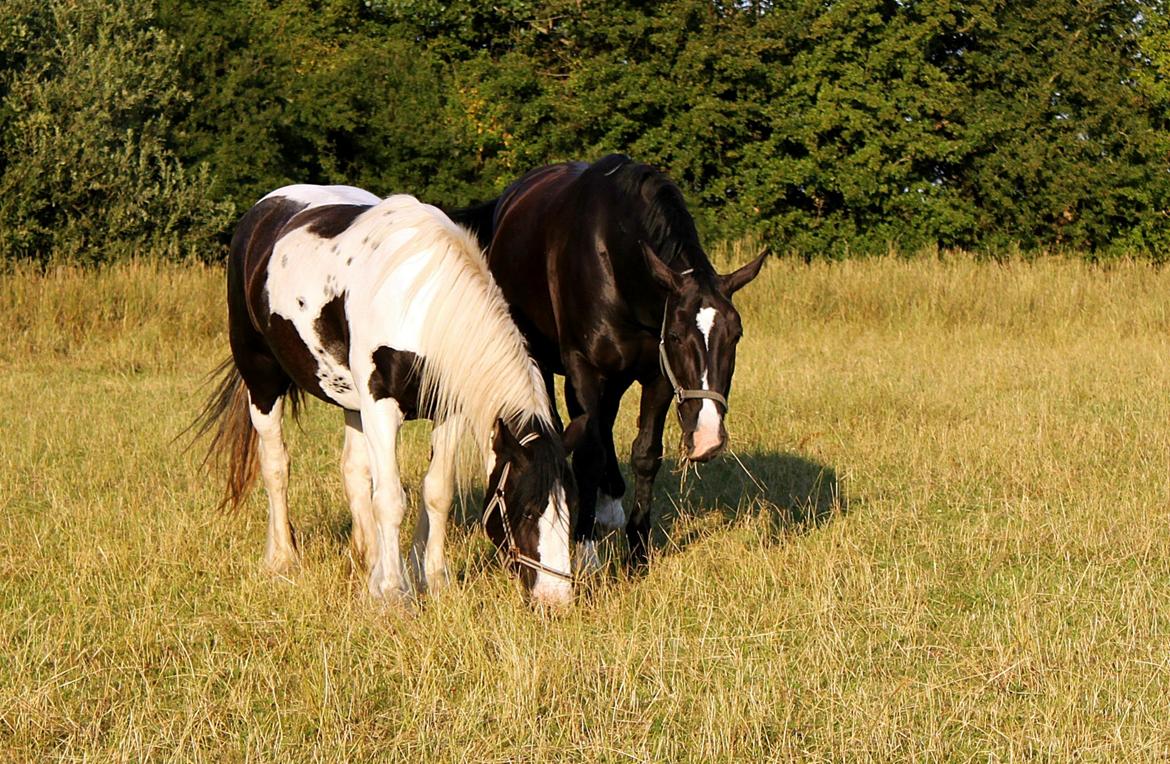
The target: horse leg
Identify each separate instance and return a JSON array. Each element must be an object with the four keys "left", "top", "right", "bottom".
[
  {"left": 248, "top": 395, "right": 298, "bottom": 574},
  {"left": 358, "top": 397, "right": 410, "bottom": 604},
  {"left": 564, "top": 362, "right": 607, "bottom": 574},
  {"left": 594, "top": 381, "right": 632, "bottom": 532},
  {"left": 341, "top": 410, "right": 377, "bottom": 574},
  {"left": 409, "top": 418, "right": 459, "bottom": 595},
  {"left": 628, "top": 376, "right": 674, "bottom": 568},
  {"left": 567, "top": 374, "right": 629, "bottom": 532}
]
